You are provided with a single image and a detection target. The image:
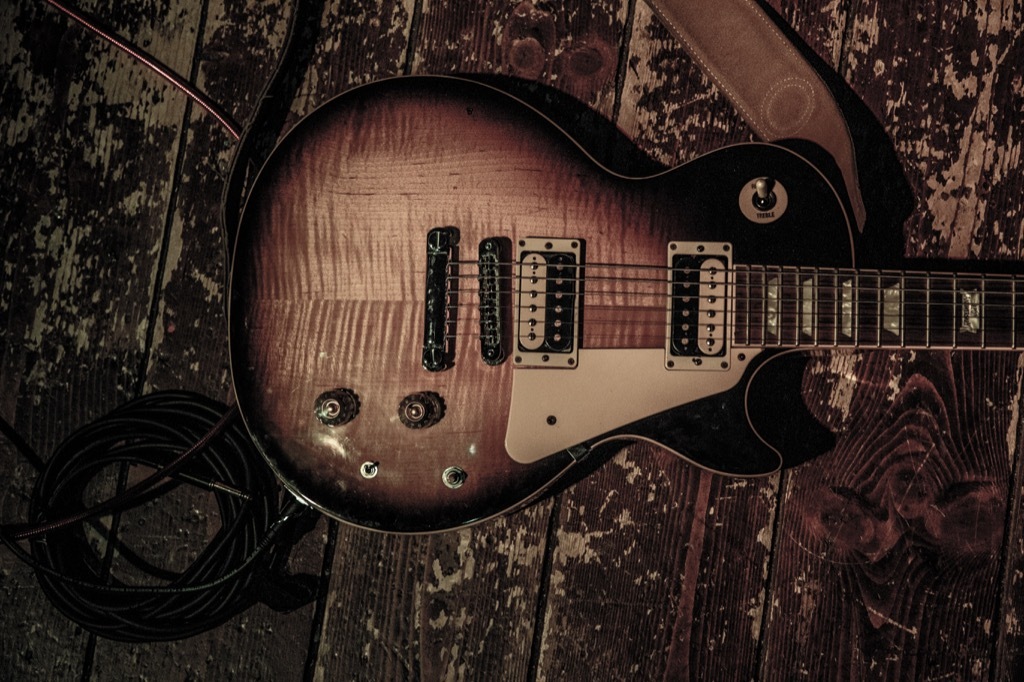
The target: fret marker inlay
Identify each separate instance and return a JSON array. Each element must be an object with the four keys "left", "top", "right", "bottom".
[
  {"left": 960, "top": 289, "right": 981, "bottom": 333},
  {"left": 801, "top": 278, "right": 814, "bottom": 337},
  {"left": 766, "top": 276, "right": 780, "bottom": 338},
  {"left": 883, "top": 284, "right": 901, "bottom": 338},
  {"left": 841, "top": 279, "right": 854, "bottom": 338}
]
